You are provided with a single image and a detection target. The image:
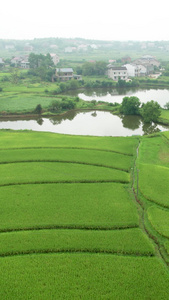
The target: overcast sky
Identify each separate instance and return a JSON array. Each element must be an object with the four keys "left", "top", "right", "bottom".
[{"left": 0, "top": 0, "right": 169, "bottom": 41}]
